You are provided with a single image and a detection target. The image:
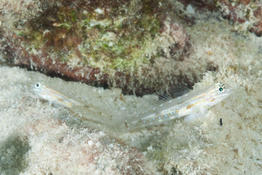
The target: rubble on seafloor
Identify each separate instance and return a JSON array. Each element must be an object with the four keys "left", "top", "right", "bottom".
[
  {"left": 177, "top": 0, "right": 262, "bottom": 36},
  {"left": 216, "top": 0, "right": 262, "bottom": 36}
]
